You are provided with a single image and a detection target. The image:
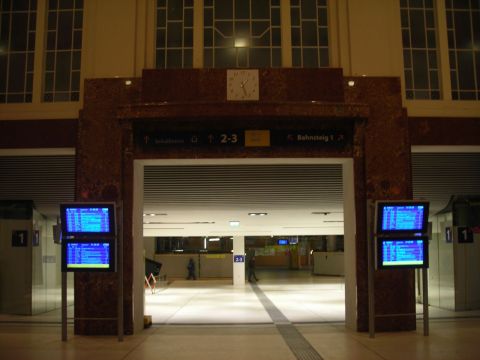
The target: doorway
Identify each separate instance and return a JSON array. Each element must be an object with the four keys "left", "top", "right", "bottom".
[{"left": 133, "top": 158, "right": 356, "bottom": 331}]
